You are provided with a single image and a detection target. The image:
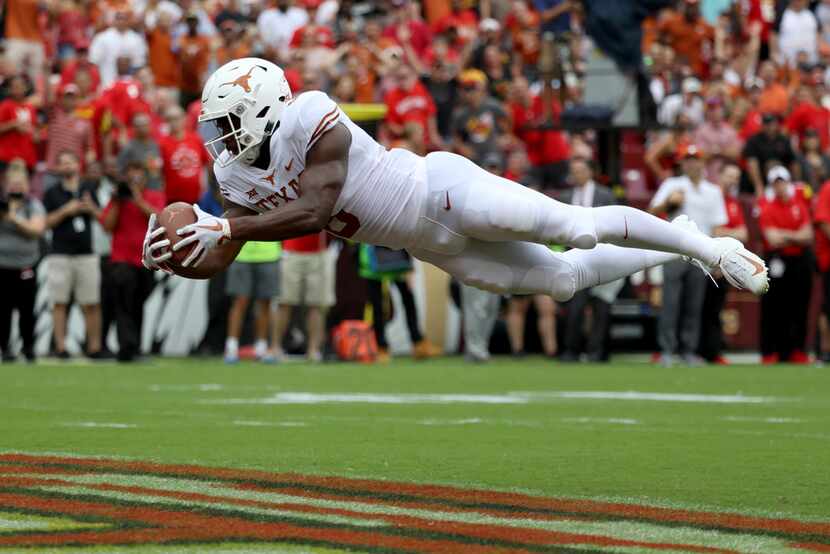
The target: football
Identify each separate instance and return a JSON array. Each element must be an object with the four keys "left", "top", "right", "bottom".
[{"left": 156, "top": 202, "right": 197, "bottom": 267}]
